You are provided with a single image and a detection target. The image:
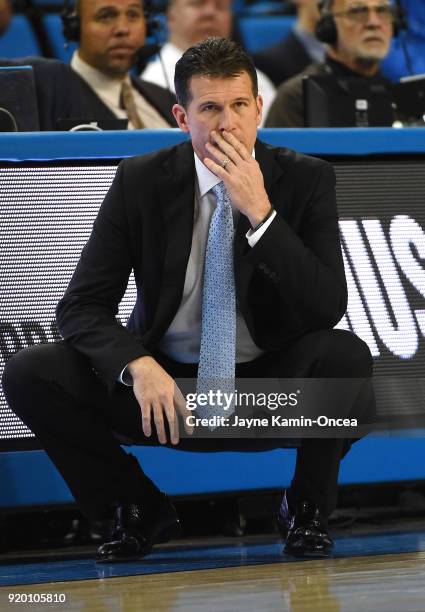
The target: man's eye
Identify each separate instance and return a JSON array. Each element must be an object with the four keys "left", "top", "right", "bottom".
[
  {"left": 348, "top": 6, "right": 368, "bottom": 17},
  {"left": 127, "top": 9, "right": 143, "bottom": 19},
  {"left": 202, "top": 105, "right": 216, "bottom": 112},
  {"left": 376, "top": 5, "right": 393, "bottom": 17},
  {"left": 97, "top": 11, "right": 116, "bottom": 21}
]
